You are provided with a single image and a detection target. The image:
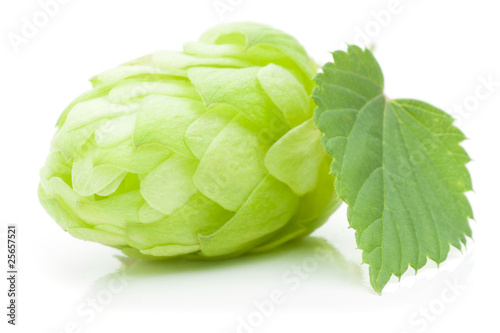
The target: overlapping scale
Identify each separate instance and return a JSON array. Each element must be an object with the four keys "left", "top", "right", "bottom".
[{"left": 39, "top": 22, "right": 340, "bottom": 260}]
